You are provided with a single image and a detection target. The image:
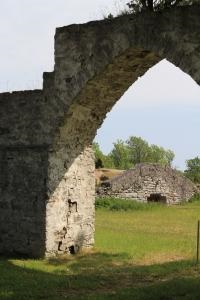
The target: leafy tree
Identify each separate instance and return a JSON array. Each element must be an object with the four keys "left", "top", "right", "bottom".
[
  {"left": 110, "top": 140, "right": 132, "bottom": 169},
  {"left": 92, "top": 142, "right": 115, "bottom": 169},
  {"left": 102, "top": 154, "right": 115, "bottom": 169},
  {"left": 184, "top": 157, "right": 200, "bottom": 183},
  {"left": 164, "top": 149, "right": 175, "bottom": 166},
  {"left": 92, "top": 142, "right": 105, "bottom": 169},
  {"left": 148, "top": 145, "right": 174, "bottom": 166},
  {"left": 126, "top": 0, "right": 197, "bottom": 13},
  {"left": 93, "top": 137, "right": 175, "bottom": 170},
  {"left": 127, "top": 136, "right": 150, "bottom": 165},
  {"left": 126, "top": 136, "right": 174, "bottom": 167},
  {"left": 127, "top": 0, "right": 154, "bottom": 12}
]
